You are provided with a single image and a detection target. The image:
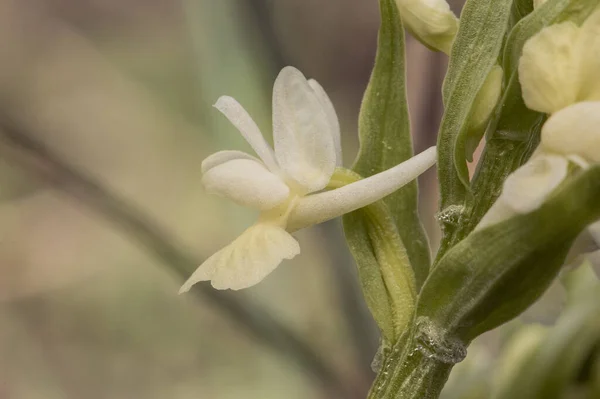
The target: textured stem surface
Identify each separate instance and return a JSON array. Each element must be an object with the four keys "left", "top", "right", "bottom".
[{"left": 367, "top": 327, "right": 457, "bottom": 399}]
